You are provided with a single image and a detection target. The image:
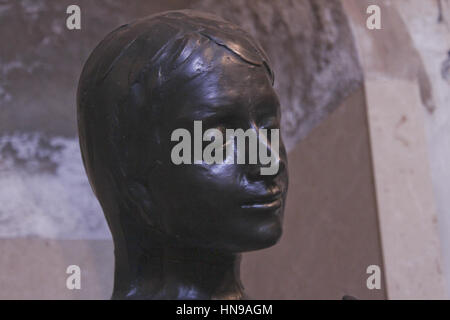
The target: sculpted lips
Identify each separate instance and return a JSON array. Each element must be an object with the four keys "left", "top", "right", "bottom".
[{"left": 240, "top": 191, "right": 283, "bottom": 209}]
